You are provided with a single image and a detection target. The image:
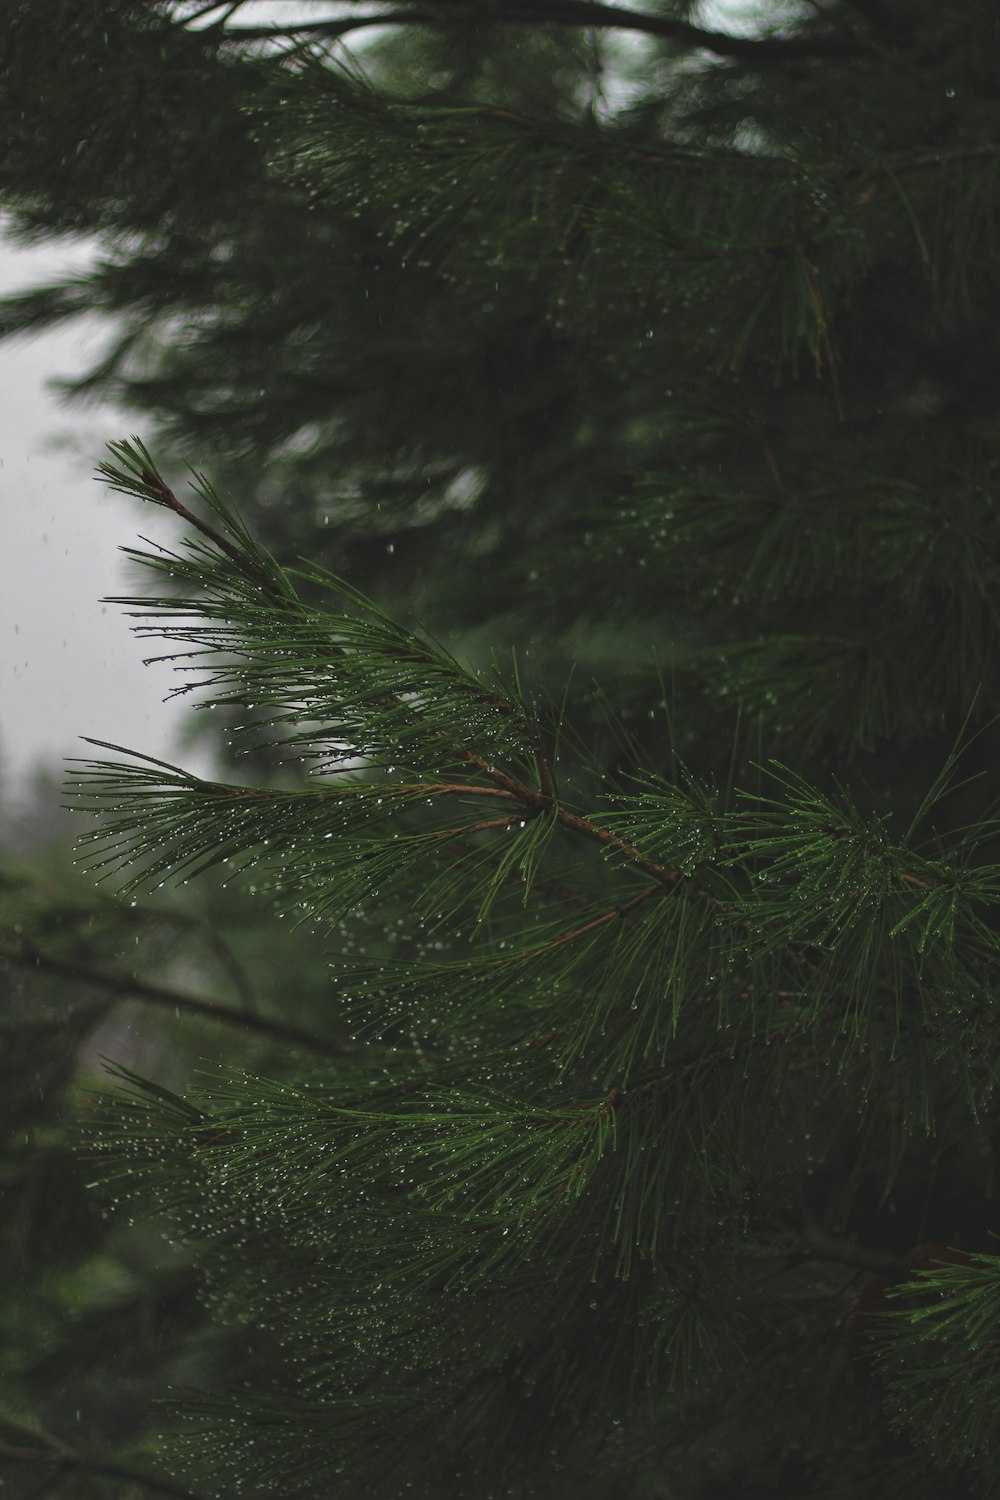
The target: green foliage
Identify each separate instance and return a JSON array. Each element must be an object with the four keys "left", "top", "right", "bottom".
[
  {"left": 55, "top": 439, "right": 1000, "bottom": 1496},
  {"left": 875, "top": 1250, "right": 1000, "bottom": 1476},
  {"left": 6, "top": 2, "right": 1000, "bottom": 1497}
]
